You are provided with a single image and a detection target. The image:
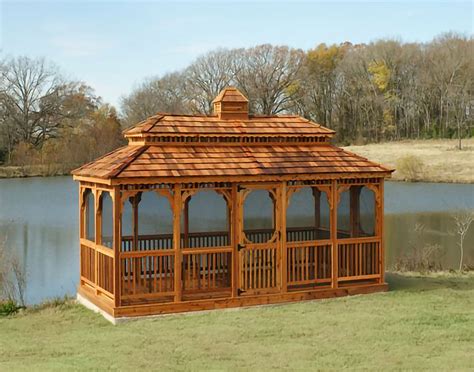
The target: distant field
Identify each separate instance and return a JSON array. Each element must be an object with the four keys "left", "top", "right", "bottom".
[
  {"left": 344, "top": 138, "right": 474, "bottom": 183},
  {"left": 1, "top": 272, "right": 473, "bottom": 370}
]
